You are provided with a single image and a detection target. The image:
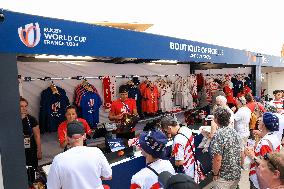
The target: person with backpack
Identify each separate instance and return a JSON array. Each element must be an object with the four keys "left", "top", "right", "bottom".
[
  {"left": 160, "top": 116, "right": 204, "bottom": 183},
  {"left": 130, "top": 130, "right": 175, "bottom": 189},
  {"left": 245, "top": 94, "right": 265, "bottom": 134},
  {"left": 245, "top": 112, "right": 281, "bottom": 189}
]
